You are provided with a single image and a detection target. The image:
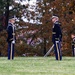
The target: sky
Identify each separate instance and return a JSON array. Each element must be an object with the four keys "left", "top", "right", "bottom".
[
  {"left": 15, "top": 0, "right": 37, "bottom": 5},
  {"left": 9, "top": 0, "right": 42, "bottom": 24}
]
